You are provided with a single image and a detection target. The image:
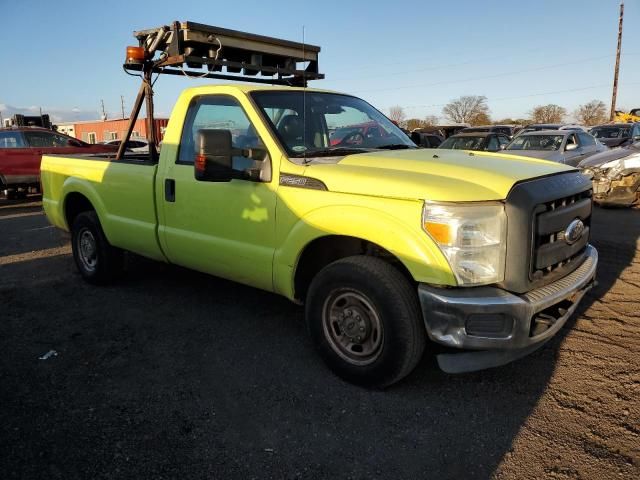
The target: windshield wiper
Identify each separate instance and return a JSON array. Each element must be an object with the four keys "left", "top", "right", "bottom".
[
  {"left": 299, "top": 147, "right": 372, "bottom": 159},
  {"left": 376, "top": 144, "right": 415, "bottom": 150}
]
